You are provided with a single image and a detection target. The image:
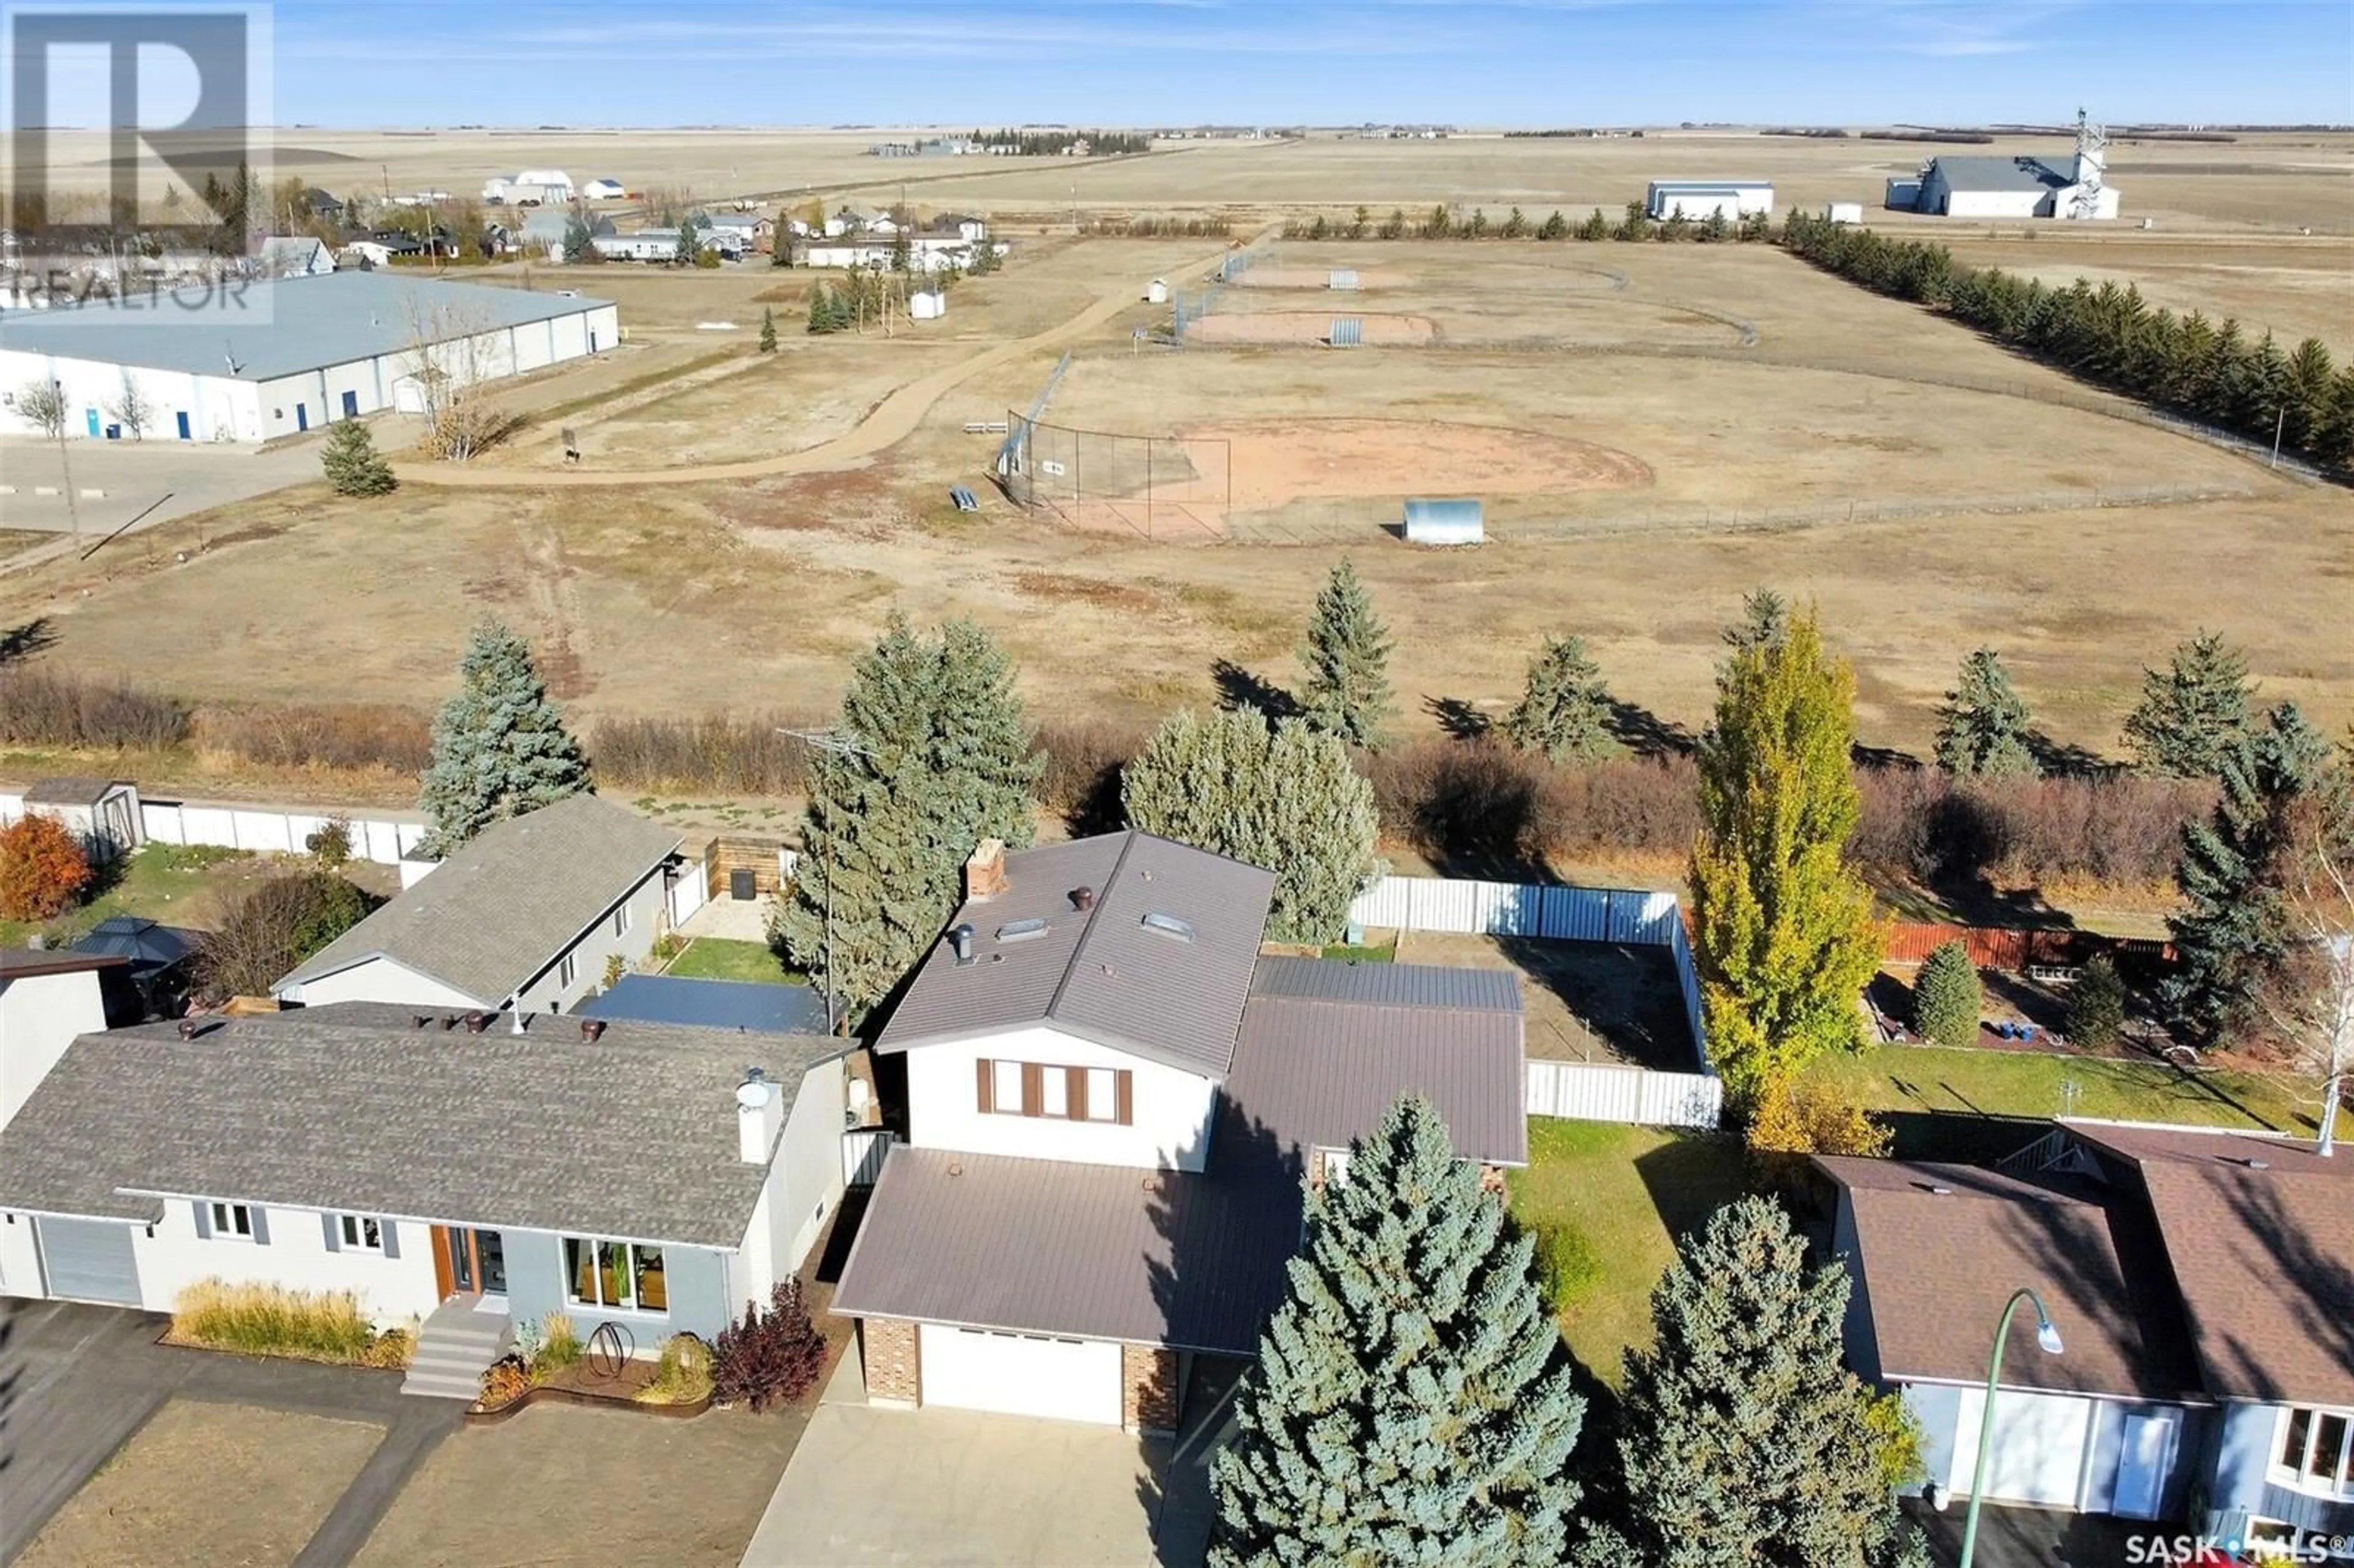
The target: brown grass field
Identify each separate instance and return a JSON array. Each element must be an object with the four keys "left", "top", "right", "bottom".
[{"left": 2, "top": 147, "right": 2348, "bottom": 775}]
